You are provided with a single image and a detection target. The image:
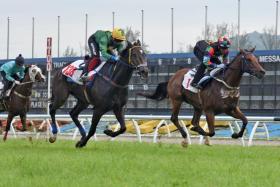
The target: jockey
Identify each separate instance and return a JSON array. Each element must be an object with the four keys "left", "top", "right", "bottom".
[
  {"left": 190, "top": 36, "right": 231, "bottom": 88},
  {"left": 83, "top": 27, "right": 126, "bottom": 79},
  {"left": 0, "top": 54, "right": 25, "bottom": 99}
]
